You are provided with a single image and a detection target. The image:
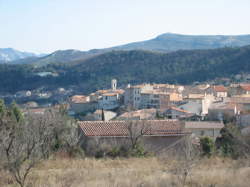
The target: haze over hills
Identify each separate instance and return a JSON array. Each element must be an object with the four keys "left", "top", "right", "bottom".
[
  {"left": 5, "top": 33, "right": 250, "bottom": 65},
  {"left": 0, "top": 48, "right": 44, "bottom": 63}
]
